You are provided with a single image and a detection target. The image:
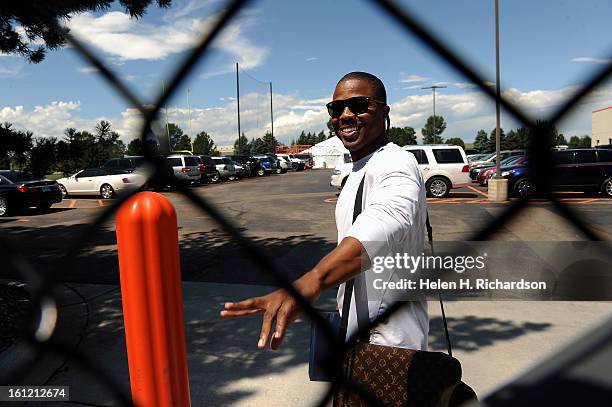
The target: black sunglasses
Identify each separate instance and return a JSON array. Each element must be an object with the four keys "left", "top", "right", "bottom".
[{"left": 326, "top": 96, "right": 386, "bottom": 118}]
